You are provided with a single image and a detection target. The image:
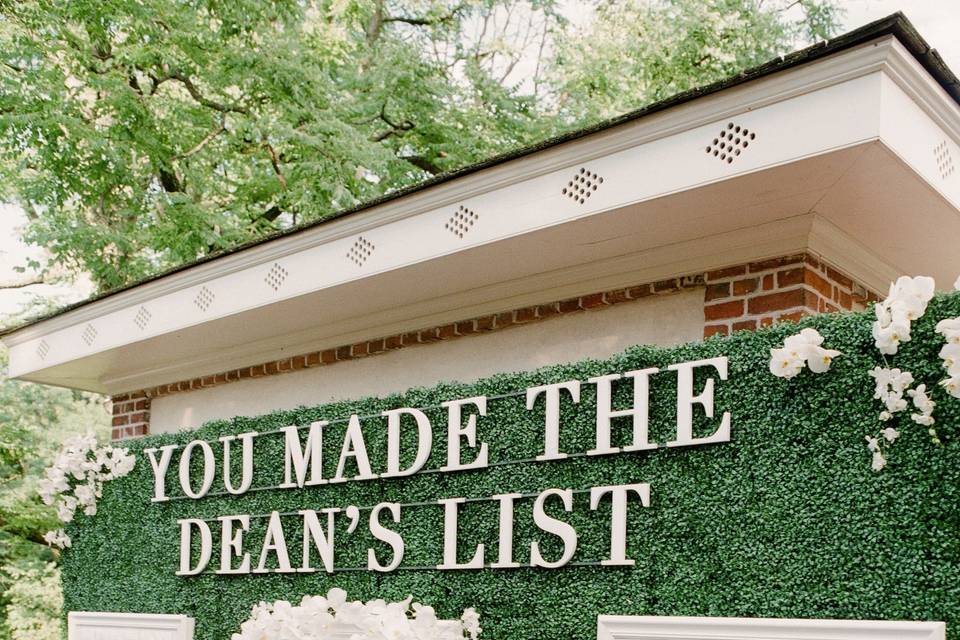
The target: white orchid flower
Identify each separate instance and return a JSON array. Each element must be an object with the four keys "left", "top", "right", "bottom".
[
  {"left": 892, "top": 275, "right": 936, "bottom": 310},
  {"left": 940, "top": 375, "right": 960, "bottom": 399},
  {"left": 881, "top": 427, "right": 899, "bottom": 442},
  {"left": 935, "top": 317, "right": 960, "bottom": 343},
  {"left": 939, "top": 343, "right": 960, "bottom": 376},
  {"left": 769, "top": 347, "right": 804, "bottom": 378},
  {"left": 871, "top": 450, "right": 887, "bottom": 472},
  {"left": 806, "top": 344, "right": 841, "bottom": 373},
  {"left": 43, "top": 529, "right": 71, "bottom": 549},
  {"left": 872, "top": 321, "right": 909, "bottom": 354},
  {"left": 770, "top": 328, "right": 840, "bottom": 378}
]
